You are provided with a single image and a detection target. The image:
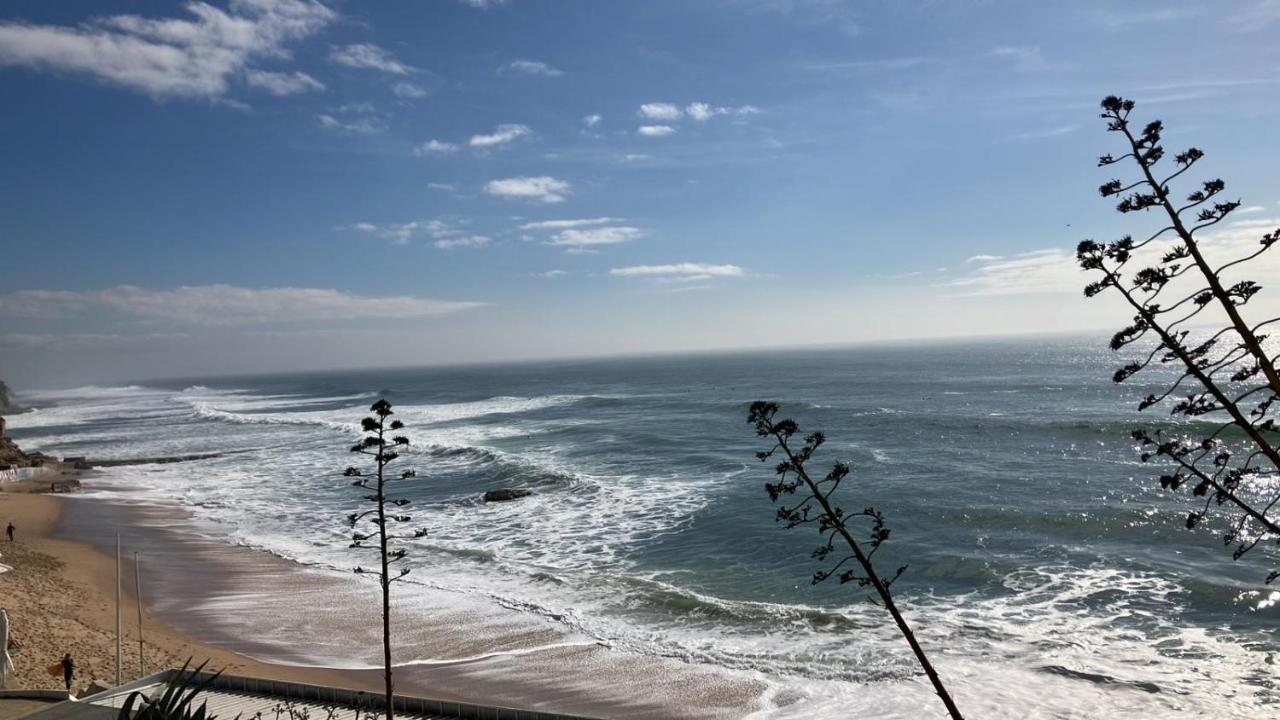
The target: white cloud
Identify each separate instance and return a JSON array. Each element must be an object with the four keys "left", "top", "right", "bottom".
[
  {"left": 638, "top": 125, "right": 676, "bottom": 137},
  {"left": 1239, "top": 205, "right": 1267, "bottom": 214},
  {"left": 484, "top": 176, "right": 571, "bottom": 204},
  {"left": 330, "top": 43, "right": 413, "bottom": 74},
  {"left": 1013, "top": 124, "right": 1079, "bottom": 140},
  {"left": 620, "top": 153, "right": 652, "bottom": 162},
  {"left": 459, "top": 0, "right": 506, "bottom": 8},
  {"left": 685, "top": 102, "right": 760, "bottom": 121},
  {"left": 519, "top": 217, "right": 623, "bottom": 230},
  {"left": 638, "top": 102, "right": 683, "bottom": 120},
  {"left": 427, "top": 182, "right": 456, "bottom": 191},
  {"left": 583, "top": 114, "right": 602, "bottom": 127},
  {"left": 685, "top": 102, "right": 720, "bottom": 122},
  {"left": 0, "top": 0, "right": 335, "bottom": 99},
  {"left": 609, "top": 263, "right": 746, "bottom": 281},
  {"left": 392, "top": 81, "right": 427, "bottom": 98},
  {"left": 434, "top": 235, "right": 490, "bottom": 250},
  {"left": 943, "top": 249, "right": 1077, "bottom": 296},
  {"left": 344, "top": 218, "right": 470, "bottom": 245},
  {"left": 550, "top": 226, "right": 643, "bottom": 248},
  {"left": 469, "top": 123, "right": 531, "bottom": 147},
  {"left": 0, "top": 285, "right": 483, "bottom": 326},
  {"left": 947, "top": 217, "right": 1280, "bottom": 297},
  {"left": 413, "top": 139, "right": 458, "bottom": 155},
  {"left": 318, "top": 110, "right": 384, "bottom": 134},
  {"left": 529, "top": 270, "right": 568, "bottom": 279},
  {"left": 500, "top": 59, "right": 563, "bottom": 77},
  {"left": 245, "top": 69, "right": 324, "bottom": 95}
]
